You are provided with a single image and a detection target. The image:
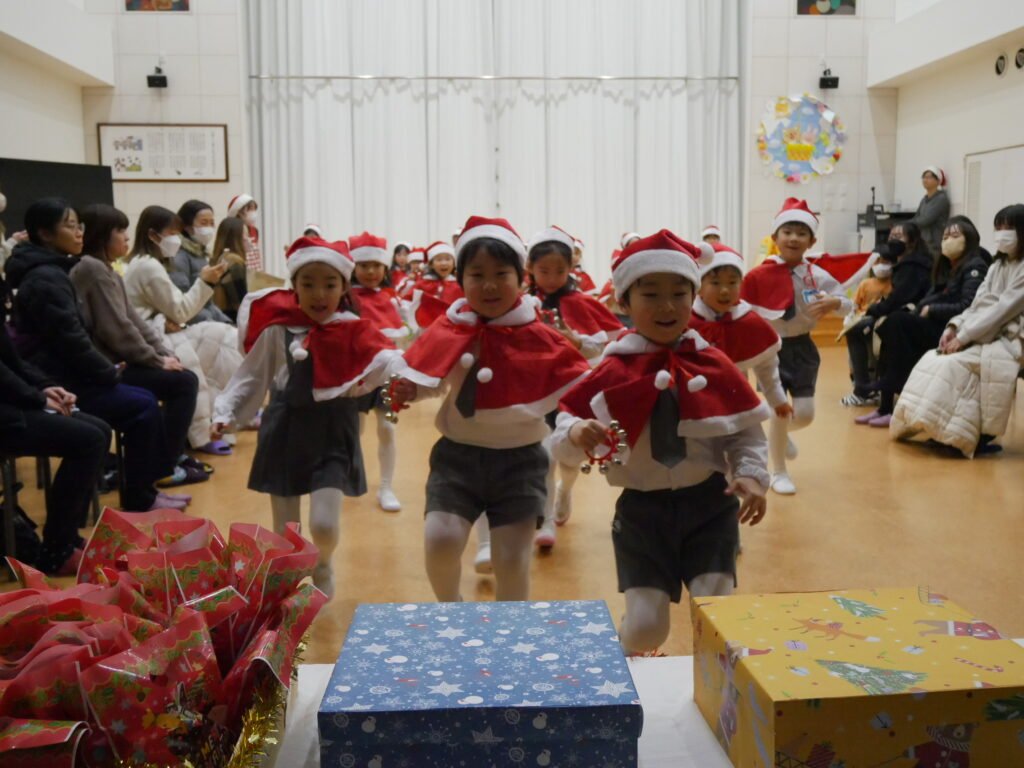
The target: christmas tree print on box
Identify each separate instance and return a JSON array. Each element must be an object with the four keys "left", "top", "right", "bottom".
[
  {"left": 318, "top": 600, "right": 643, "bottom": 768},
  {"left": 692, "top": 587, "right": 1024, "bottom": 767}
]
